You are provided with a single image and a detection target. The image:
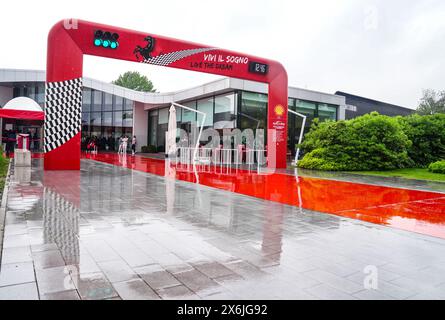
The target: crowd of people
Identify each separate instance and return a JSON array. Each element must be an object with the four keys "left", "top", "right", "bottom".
[
  {"left": 82, "top": 135, "right": 137, "bottom": 155},
  {"left": 2, "top": 129, "right": 40, "bottom": 157}
]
